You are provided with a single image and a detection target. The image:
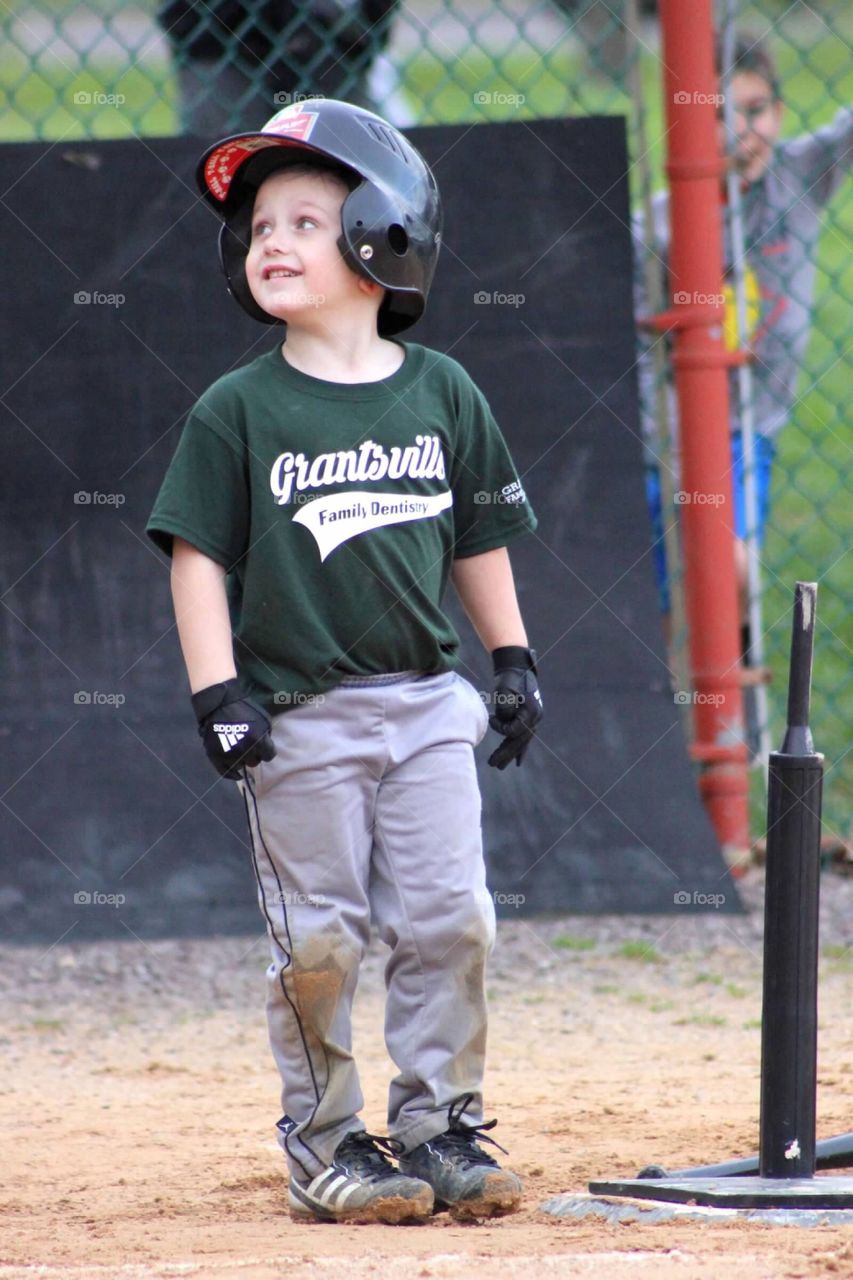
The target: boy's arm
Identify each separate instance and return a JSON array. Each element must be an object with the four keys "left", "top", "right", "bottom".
[
  {"left": 171, "top": 536, "right": 237, "bottom": 692},
  {"left": 451, "top": 546, "right": 528, "bottom": 650},
  {"left": 780, "top": 105, "right": 853, "bottom": 207},
  {"left": 452, "top": 547, "right": 542, "bottom": 769},
  {"left": 170, "top": 537, "right": 275, "bottom": 778}
]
